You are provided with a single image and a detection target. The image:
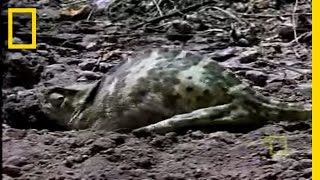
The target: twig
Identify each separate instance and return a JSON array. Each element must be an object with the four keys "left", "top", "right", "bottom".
[
  {"left": 92, "top": 48, "right": 108, "bottom": 72},
  {"left": 259, "top": 59, "right": 311, "bottom": 78},
  {"left": 287, "top": 31, "right": 311, "bottom": 45},
  {"left": 87, "top": 8, "right": 94, "bottom": 21},
  {"left": 61, "top": 0, "right": 87, "bottom": 7},
  {"left": 152, "top": 0, "right": 163, "bottom": 16},
  {"left": 59, "top": 36, "right": 82, "bottom": 47},
  {"left": 100, "top": 30, "right": 231, "bottom": 39},
  {"left": 292, "top": 0, "right": 300, "bottom": 46},
  {"left": 197, "top": 28, "right": 225, "bottom": 34},
  {"left": 236, "top": 12, "right": 311, "bottom": 18},
  {"left": 209, "top": 6, "right": 248, "bottom": 24},
  {"left": 262, "top": 31, "right": 312, "bottom": 47},
  {"left": 92, "top": 48, "right": 124, "bottom": 71},
  {"left": 92, "top": 51, "right": 103, "bottom": 72},
  {"left": 290, "top": 0, "right": 307, "bottom": 58},
  {"left": 130, "top": 0, "right": 217, "bottom": 29}
]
